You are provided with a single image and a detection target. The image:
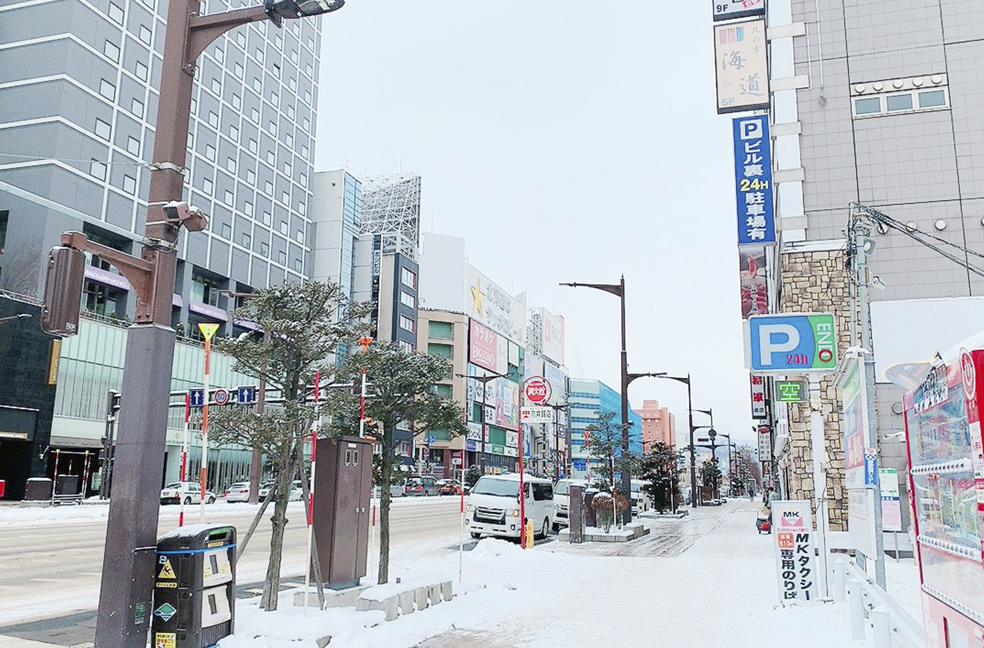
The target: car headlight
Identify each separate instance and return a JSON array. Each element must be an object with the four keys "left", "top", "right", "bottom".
[
  {"left": 511, "top": 509, "right": 520, "bottom": 517},
  {"left": 464, "top": 503, "right": 471, "bottom": 512}
]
